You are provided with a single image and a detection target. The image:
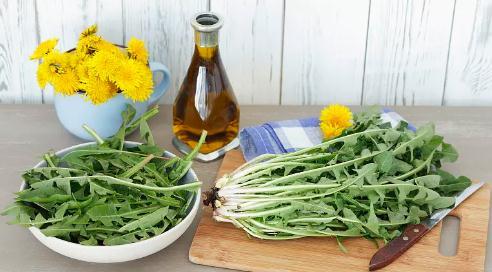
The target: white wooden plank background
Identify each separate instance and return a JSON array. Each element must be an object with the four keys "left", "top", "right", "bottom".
[
  {"left": 443, "top": 0, "right": 492, "bottom": 106},
  {"left": 0, "top": 0, "right": 40, "bottom": 104},
  {"left": 281, "top": 0, "right": 369, "bottom": 105},
  {"left": 210, "top": 0, "right": 283, "bottom": 105},
  {"left": 0, "top": 0, "right": 491, "bottom": 106},
  {"left": 362, "top": 0, "right": 455, "bottom": 106},
  {"left": 124, "top": 0, "right": 206, "bottom": 104}
]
